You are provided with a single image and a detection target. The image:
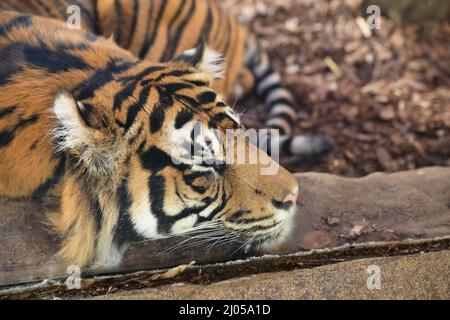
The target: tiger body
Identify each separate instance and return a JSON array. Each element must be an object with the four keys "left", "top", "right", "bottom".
[
  {"left": 0, "top": 0, "right": 319, "bottom": 268},
  {"left": 1, "top": 0, "right": 252, "bottom": 110}
]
